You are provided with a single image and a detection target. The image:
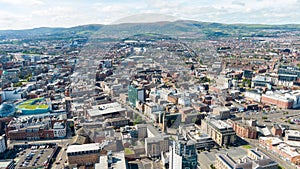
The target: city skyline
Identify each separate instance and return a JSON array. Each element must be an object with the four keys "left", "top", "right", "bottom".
[{"left": 0, "top": 0, "right": 300, "bottom": 30}]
